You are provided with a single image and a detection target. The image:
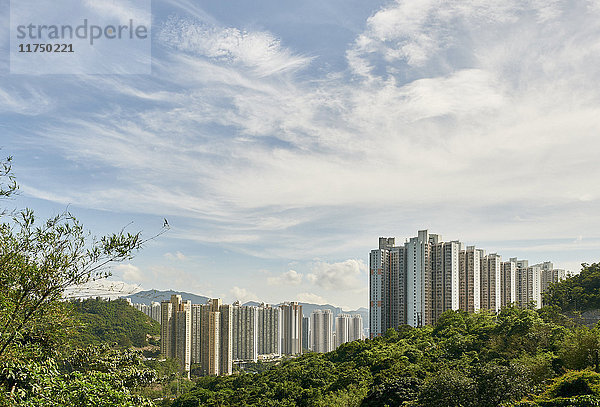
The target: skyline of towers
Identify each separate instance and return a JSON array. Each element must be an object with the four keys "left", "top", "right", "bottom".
[
  {"left": 160, "top": 298, "right": 309, "bottom": 376},
  {"left": 370, "top": 230, "right": 567, "bottom": 337}
]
